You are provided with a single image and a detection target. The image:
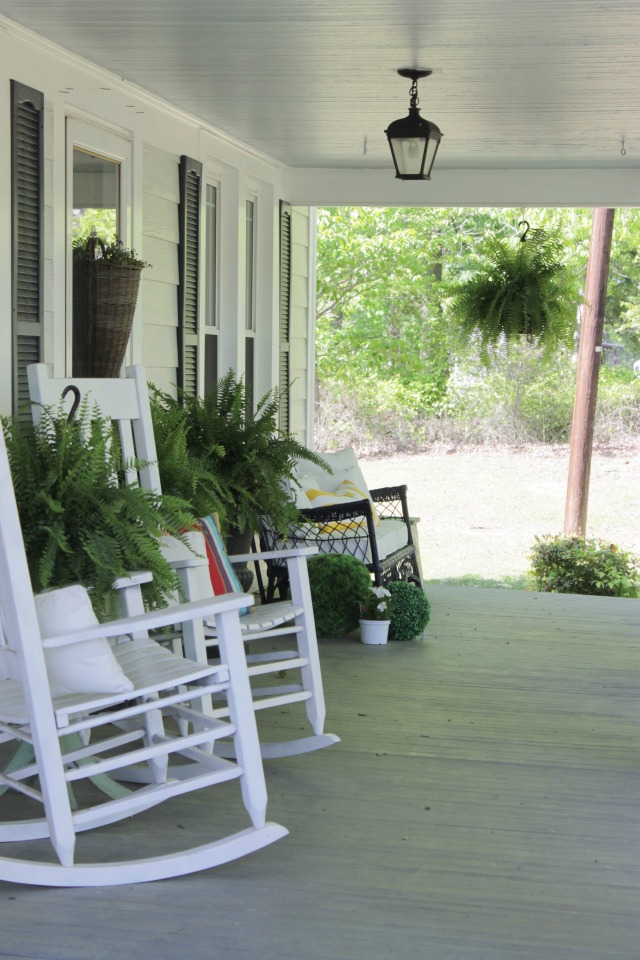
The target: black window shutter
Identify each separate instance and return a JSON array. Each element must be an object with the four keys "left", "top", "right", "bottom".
[
  {"left": 11, "top": 80, "right": 44, "bottom": 415},
  {"left": 178, "top": 155, "right": 202, "bottom": 397},
  {"left": 279, "top": 201, "right": 292, "bottom": 433}
]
